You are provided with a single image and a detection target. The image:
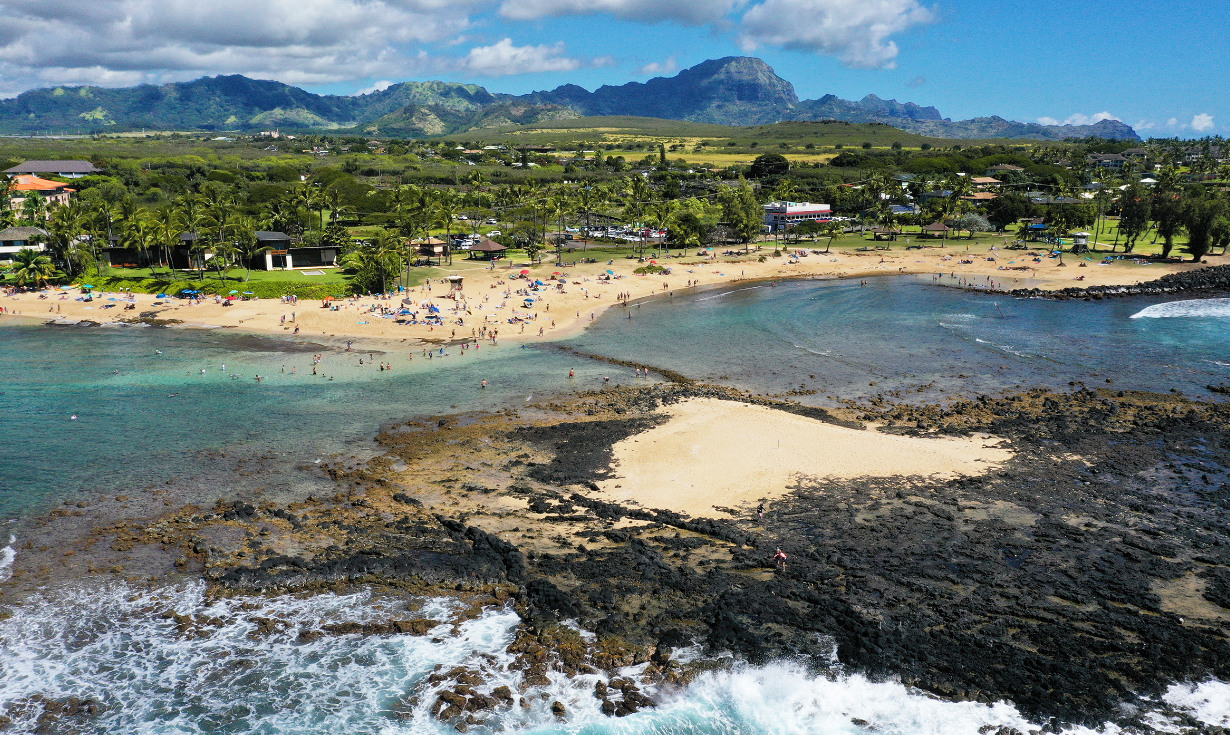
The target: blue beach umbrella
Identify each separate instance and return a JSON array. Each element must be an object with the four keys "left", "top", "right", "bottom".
[
  {"left": 81, "top": 284, "right": 94, "bottom": 289},
  {"left": 229, "top": 290, "right": 239, "bottom": 294}
]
